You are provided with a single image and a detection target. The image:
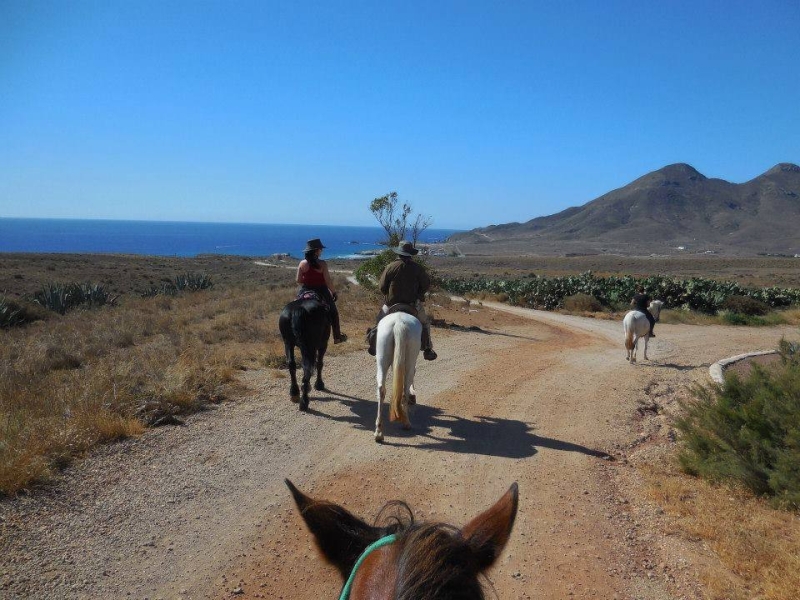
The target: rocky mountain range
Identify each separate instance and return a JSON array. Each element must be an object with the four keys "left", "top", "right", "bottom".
[{"left": 449, "top": 163, "right": 800, "bottom": 256}]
